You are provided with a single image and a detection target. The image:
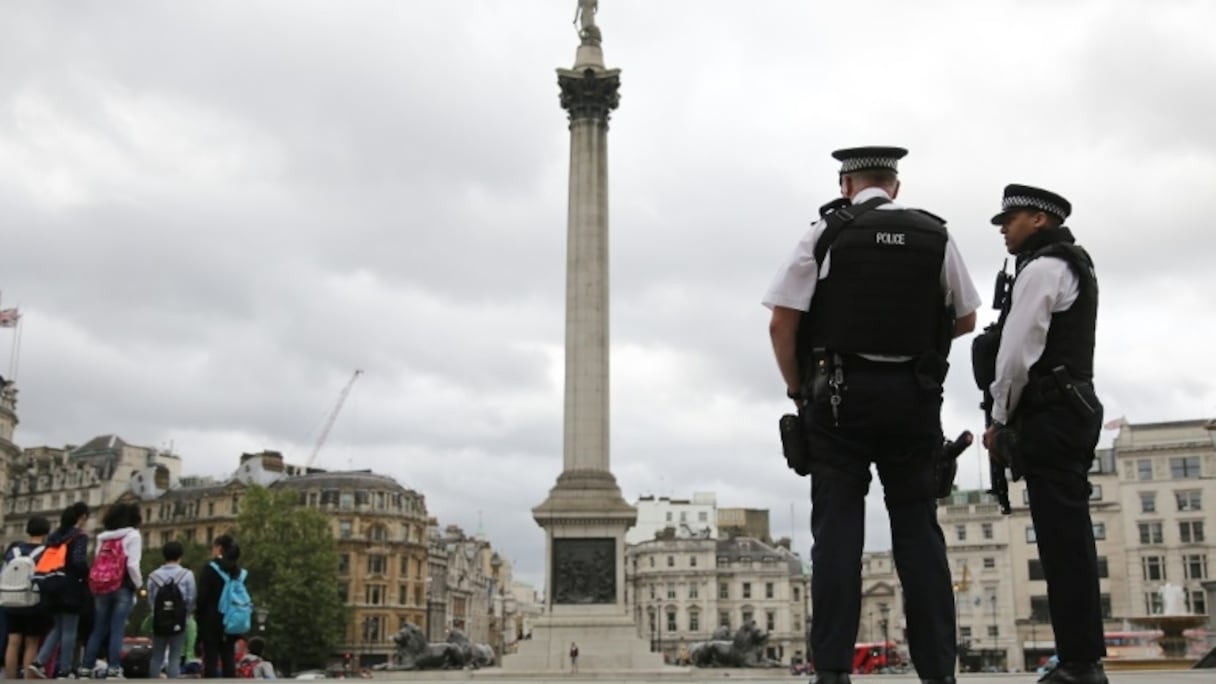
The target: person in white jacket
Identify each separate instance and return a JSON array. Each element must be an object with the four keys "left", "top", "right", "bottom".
[{"left": 79, "top": 503, "right": 143, "bottom": 679}]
